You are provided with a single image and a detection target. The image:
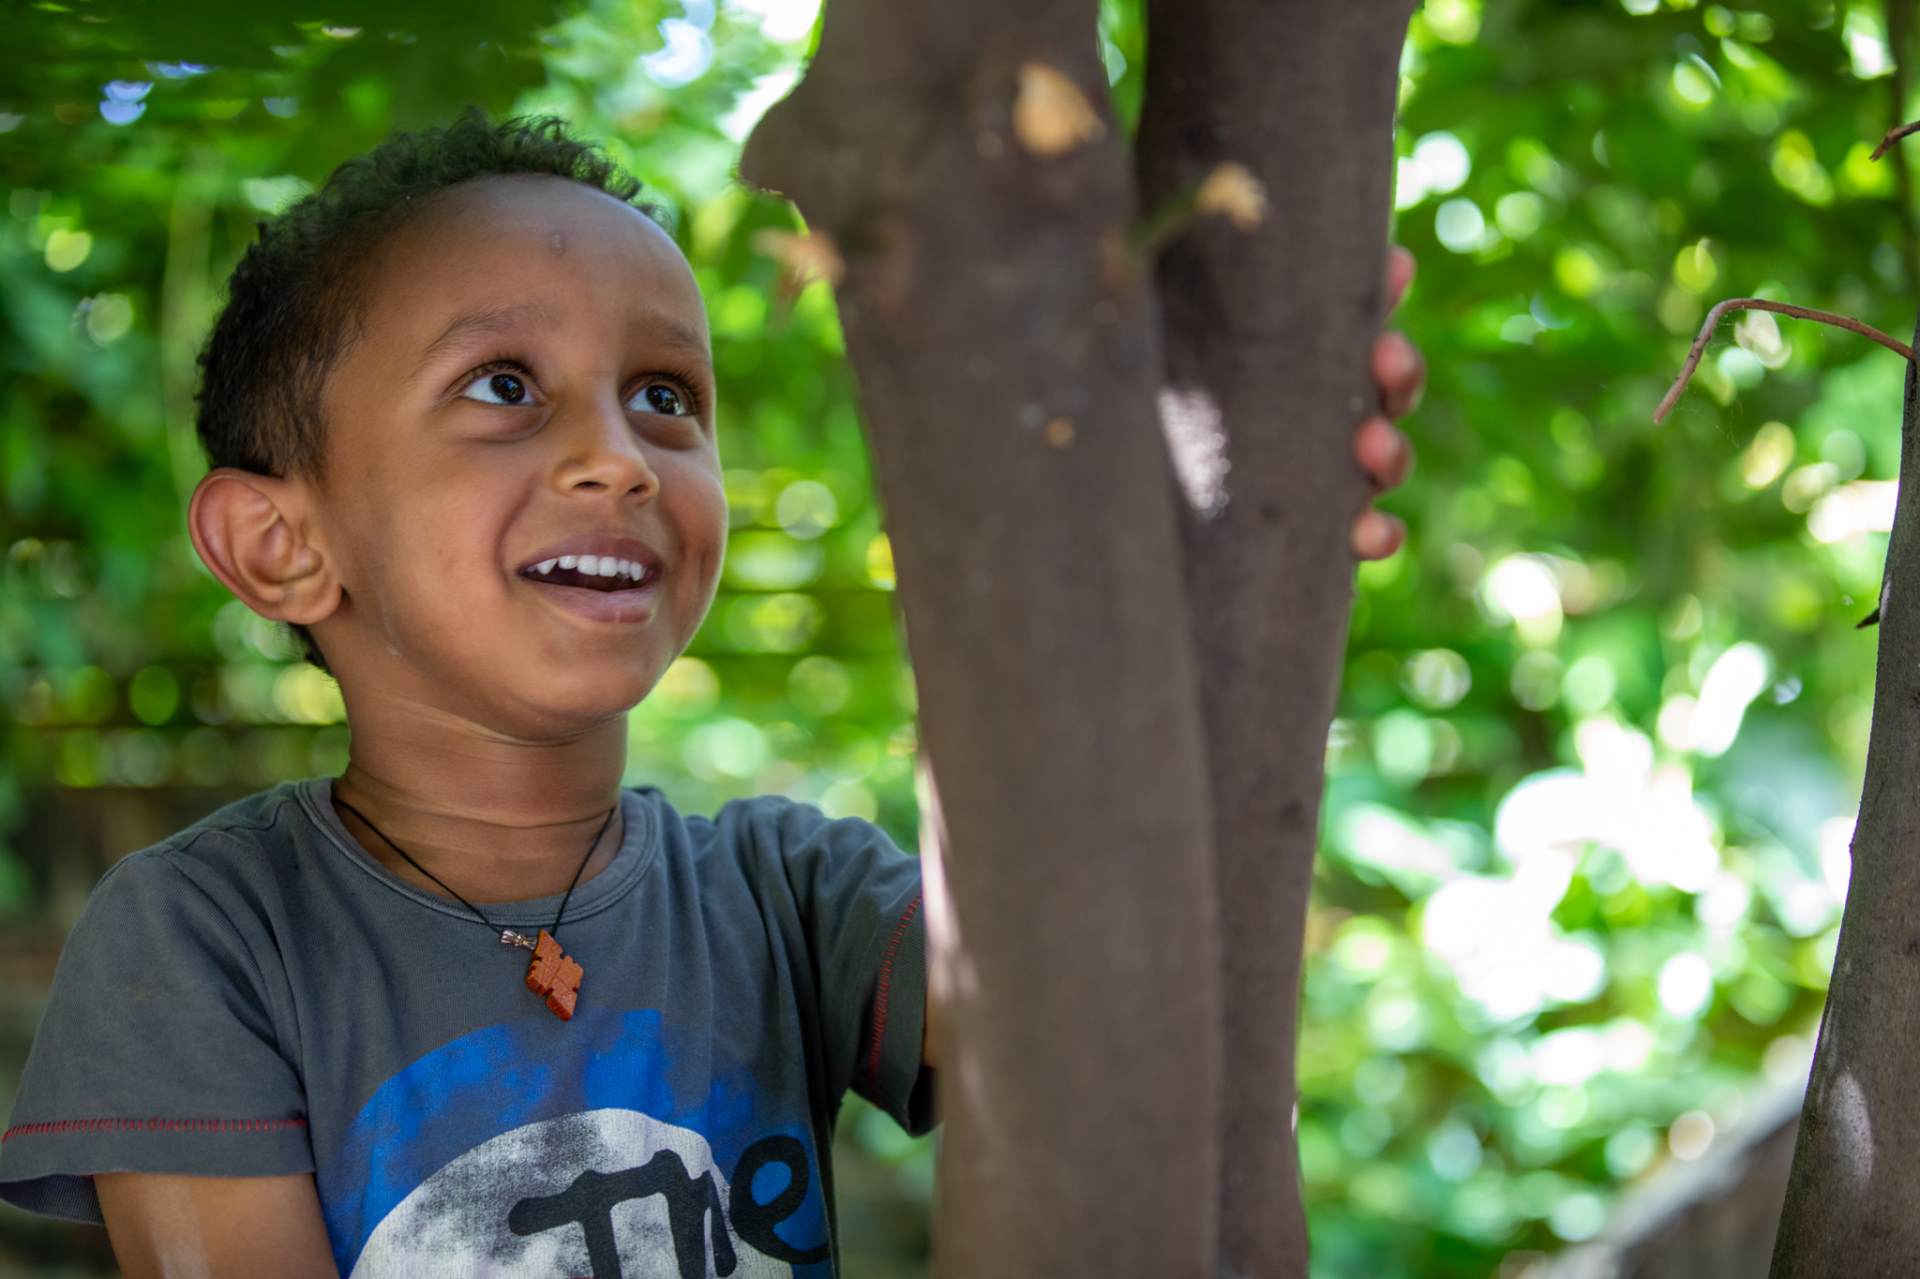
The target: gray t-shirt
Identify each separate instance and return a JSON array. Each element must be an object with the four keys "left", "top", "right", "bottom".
[{"left": 0, "top": 776, "right": 933, "bottom": 1278}]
